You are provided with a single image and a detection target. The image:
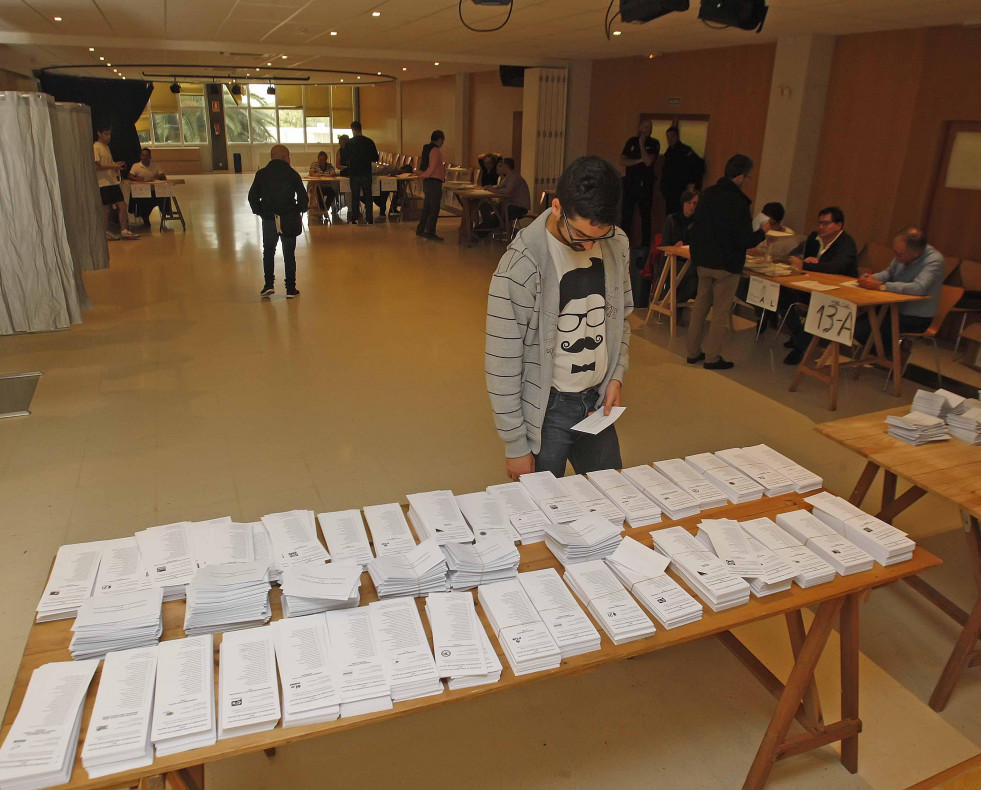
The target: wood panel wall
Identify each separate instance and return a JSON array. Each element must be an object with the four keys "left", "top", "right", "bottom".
[
  {"left": 401, "top": 76, "right": 458, "bottom": 164},
  {"left": 469, "top": 70, "right": 523, "bottom": 164},
  {"left": 358, "top": 82, "right": 398, "bottom": 153}
]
